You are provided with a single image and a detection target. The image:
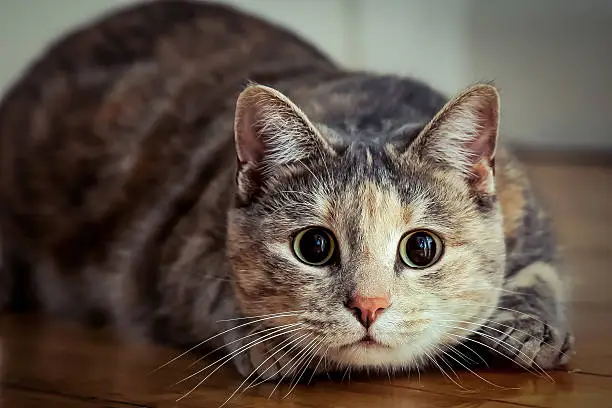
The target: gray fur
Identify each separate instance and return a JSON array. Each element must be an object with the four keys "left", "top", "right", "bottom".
[{"left": 0, "top": 0, "right": 571, "bottom": 384}]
